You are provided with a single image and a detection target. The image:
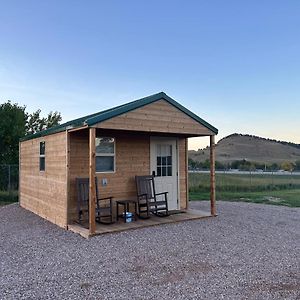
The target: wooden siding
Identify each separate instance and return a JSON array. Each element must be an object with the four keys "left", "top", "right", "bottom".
[
  {"left": 94, "top": 99, "right": 214, "bottom": 136},
  {"left": 68, "top": 130, "right": 151, "bottom": 222},
  {"left": 20, "top": 130, "right": 189, "bottom": 227},
  {"left": 68, "top": 129, "right": 89, "bottom": 222},
  {"left": 19, "top": 132, "right": 67, "bottom": 228},
  {"left": 68, "top": 130, "right": 188, "bottom": 222}
]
